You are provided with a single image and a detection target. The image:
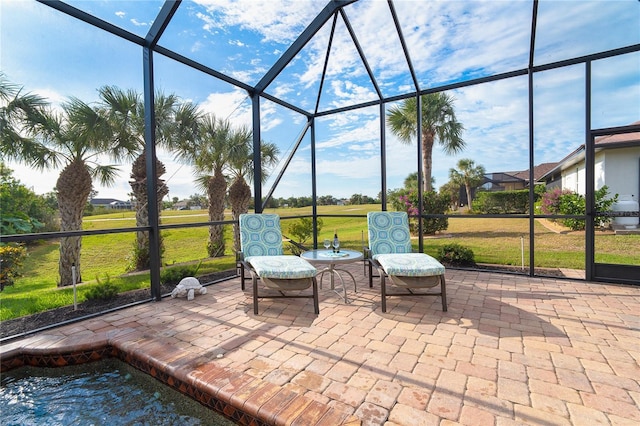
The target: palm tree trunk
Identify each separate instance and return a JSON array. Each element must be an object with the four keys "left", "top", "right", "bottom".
[
  {"left": 207, "top": 172, "right": 227, "bottom": 257},
  {"left": 465, "top": 184, "right": 473, "bottom": 210},
  {"left": 57, "top": 159, "right": 92, "bottom": 286},
  {"left": 129, "top": 151, "right": 168, "bottom": 270},
  {"left": 228, "top": 177, "right": 251, "bottom": 252},
  {"left": 421, "top": 131, "right": 435, "bottom": 193}
]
